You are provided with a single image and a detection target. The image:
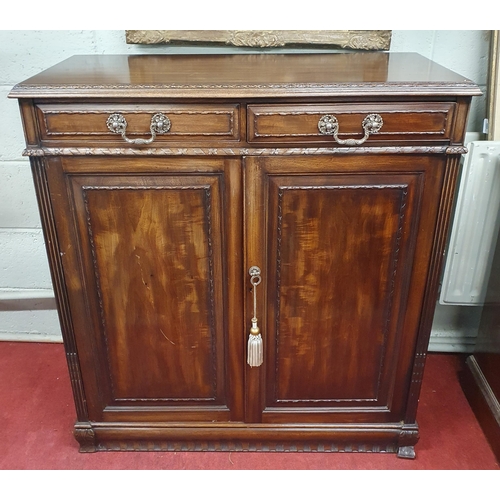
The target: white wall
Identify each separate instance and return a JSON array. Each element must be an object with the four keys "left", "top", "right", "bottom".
[{"left": 0, "top": 30, "right": 490, "bottom": 343}]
